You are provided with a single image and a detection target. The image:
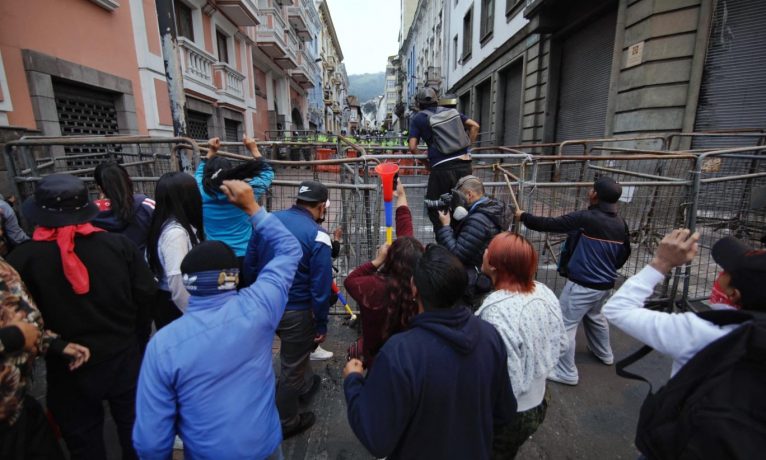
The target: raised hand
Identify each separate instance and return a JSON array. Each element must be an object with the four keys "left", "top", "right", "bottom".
[
  {"left": 650, "top": 229, "right": 700, "bottom": 274},
  {"left": 243, "top": 135, "right": 261, "bottom": 158},
  {"left": 207, "top": 137, "right": 221, "bottom": 159}
]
